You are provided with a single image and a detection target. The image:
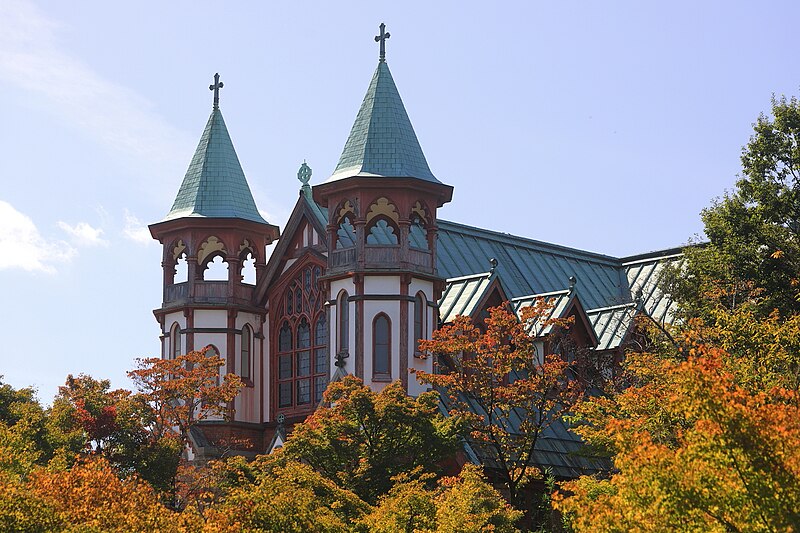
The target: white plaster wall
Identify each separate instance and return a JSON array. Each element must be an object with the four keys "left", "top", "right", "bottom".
[
  {"left": 194, "top": 309, "right": 226, "bottom": 329},
  {"left": 364, "top": 275, "right": 399, "bottom": 294}
]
